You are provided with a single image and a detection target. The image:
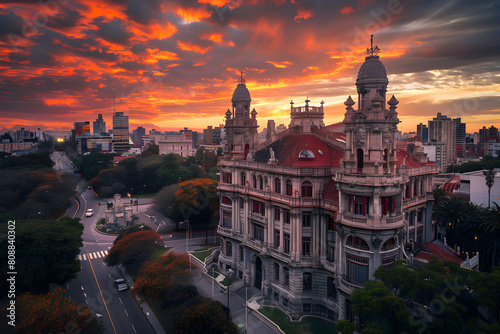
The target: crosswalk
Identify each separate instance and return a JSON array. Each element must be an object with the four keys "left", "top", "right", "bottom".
[{"left": 77, "top": 250, "right": 109, "bottom": 261}]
